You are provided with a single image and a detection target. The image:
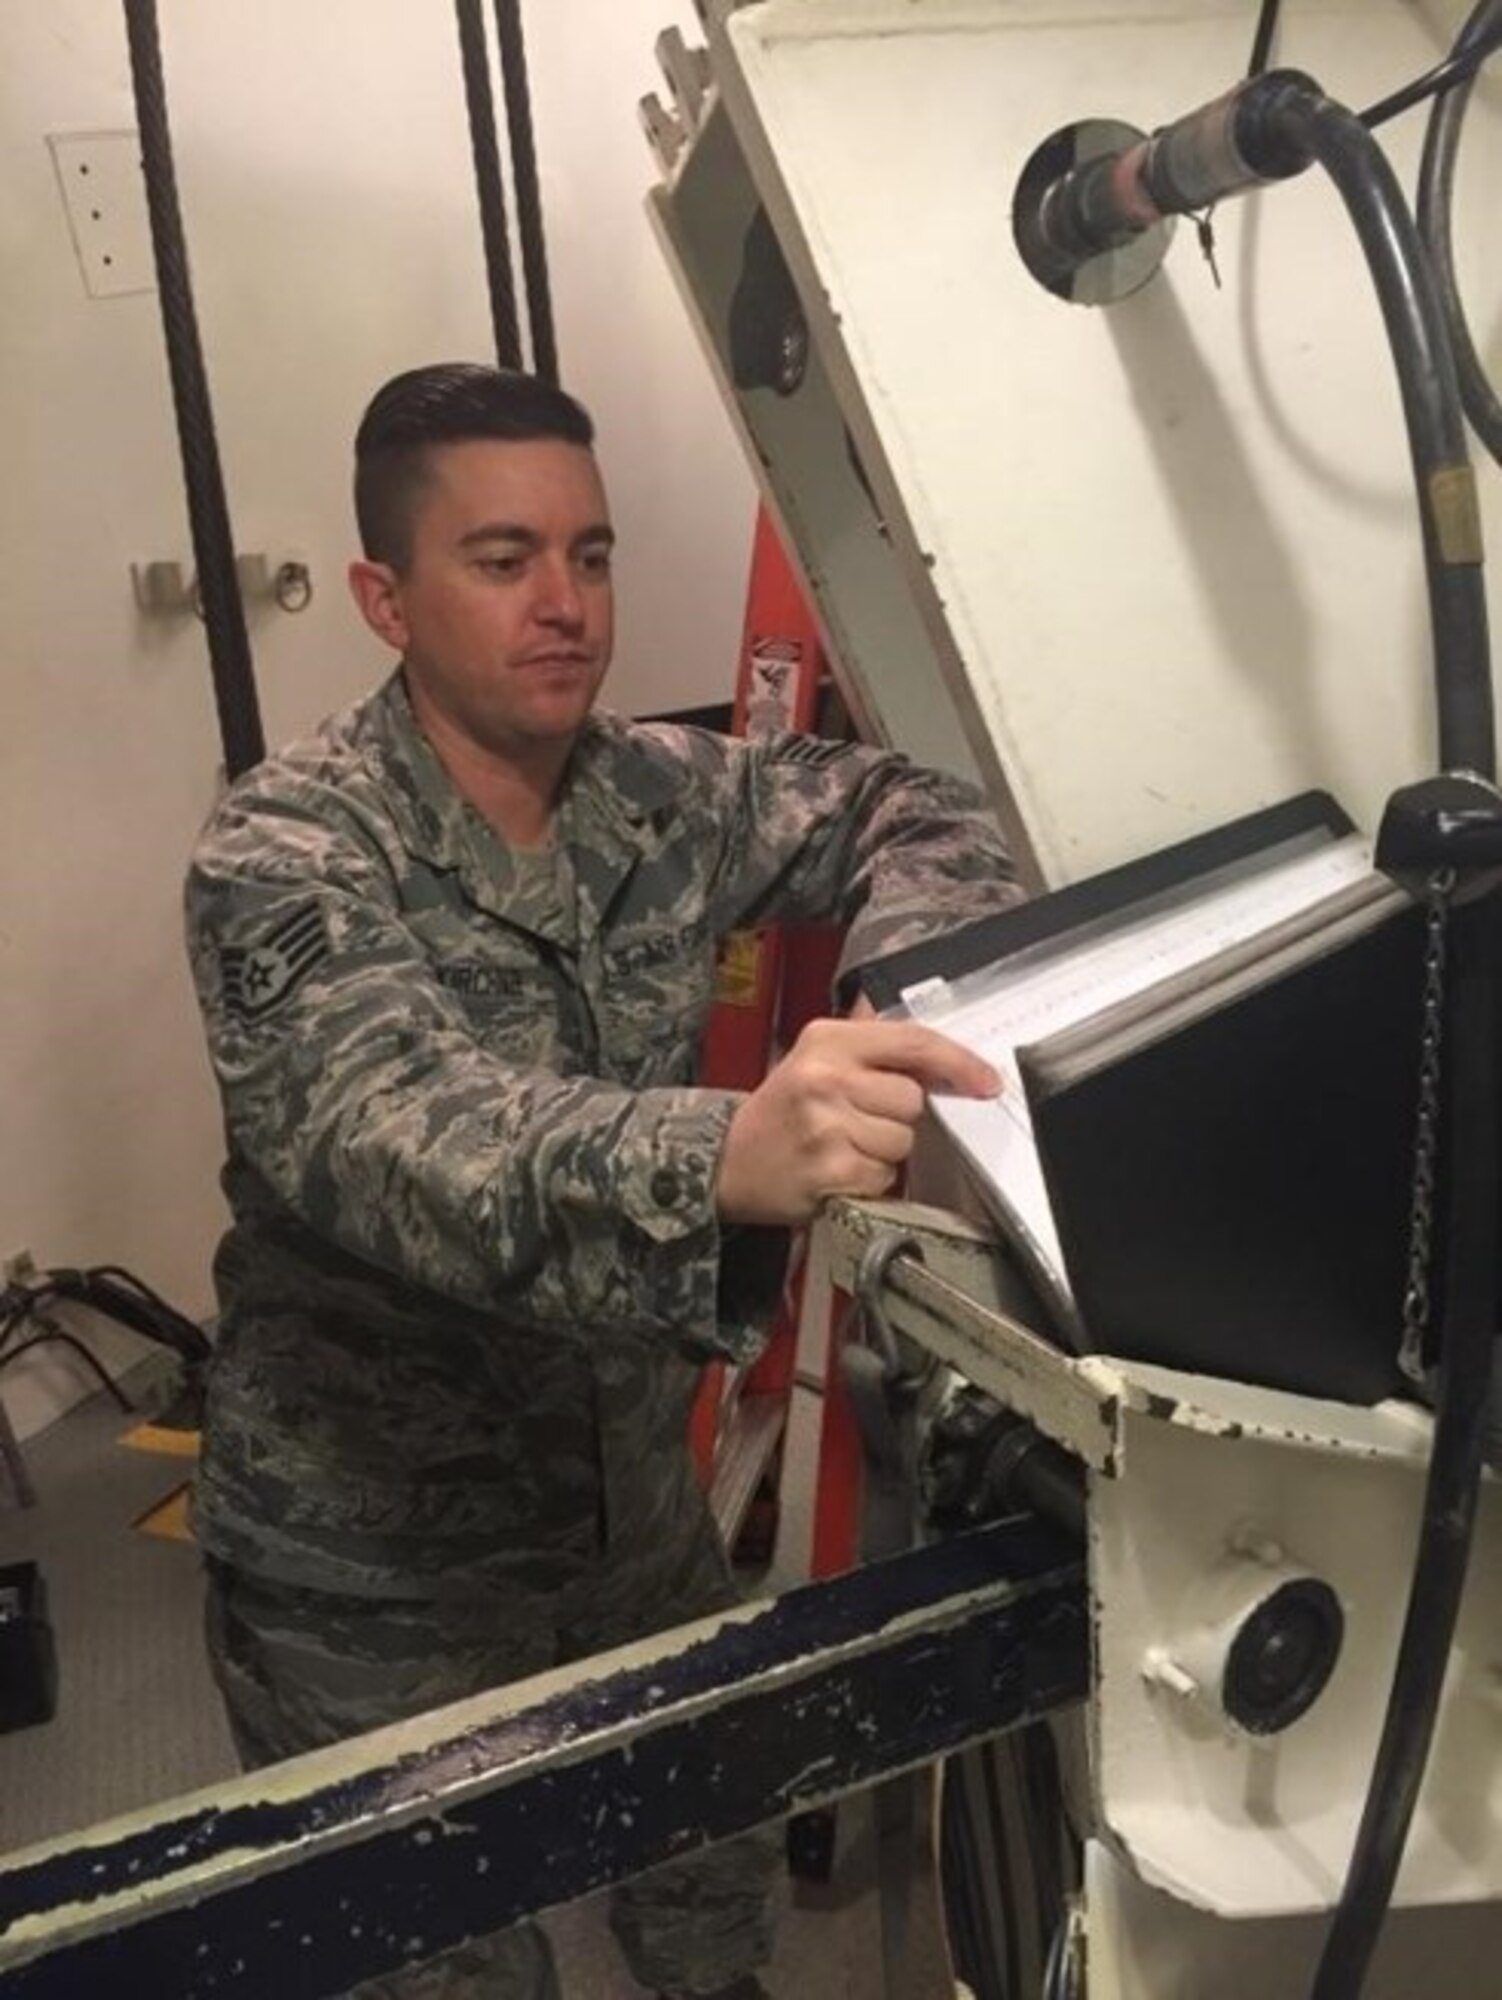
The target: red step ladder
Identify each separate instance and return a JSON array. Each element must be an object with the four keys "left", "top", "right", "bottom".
[{"left": 694, "top": 511, "right": 867, "bottom": 1582}]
